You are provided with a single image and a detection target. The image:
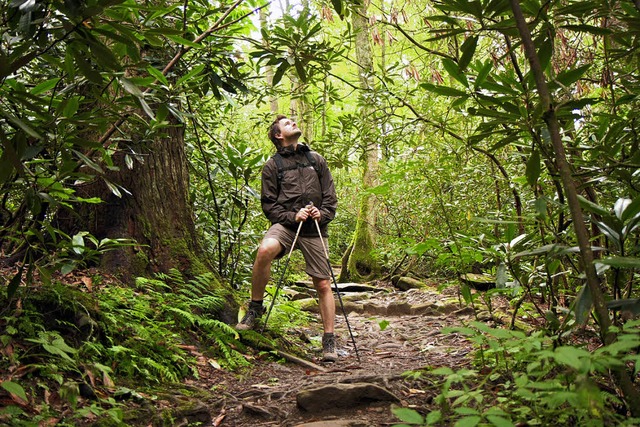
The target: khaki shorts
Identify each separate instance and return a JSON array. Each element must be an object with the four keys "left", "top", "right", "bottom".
[{"left": 264, "top": 223, "right": 331, "bottom": 279}]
